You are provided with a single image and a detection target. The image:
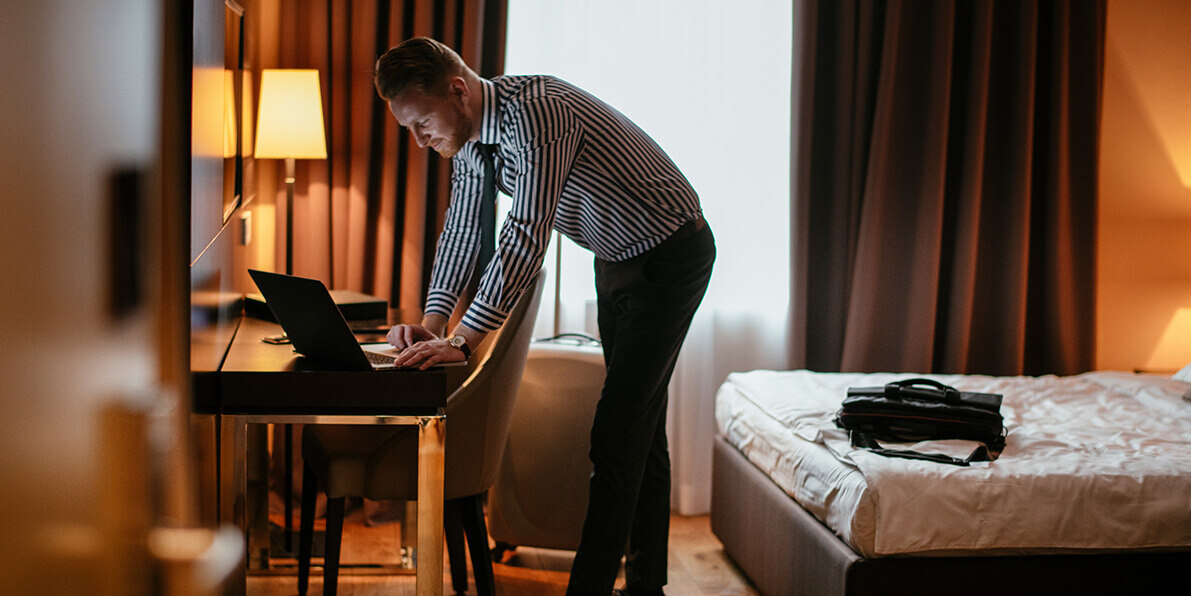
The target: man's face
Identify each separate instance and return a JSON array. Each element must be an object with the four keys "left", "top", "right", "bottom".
[{"left": 388, "top": 83, "right": 474, "bottom": 158}]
